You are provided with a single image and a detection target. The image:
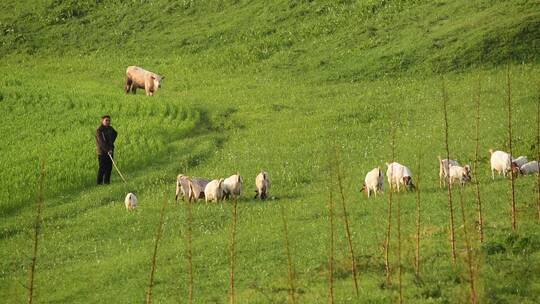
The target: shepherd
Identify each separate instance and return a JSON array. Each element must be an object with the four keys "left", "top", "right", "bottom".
[{"left": 96, "top": 115, "right": 118, "bottom": 185}]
